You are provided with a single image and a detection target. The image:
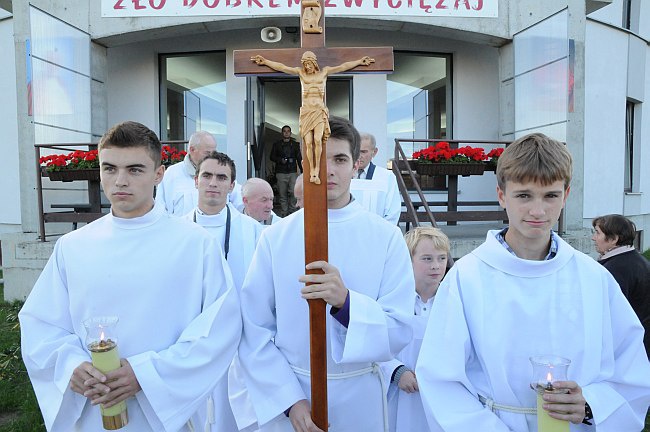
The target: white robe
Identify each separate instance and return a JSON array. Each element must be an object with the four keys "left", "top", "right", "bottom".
[
  {"left": 239, "top": 201, "right": 414, "bottom": 431},
  {"left": 184, "top": 204, "right": 263, "bottom": 432},
  {"left": 416, "top": 230, "right": 650, "bottom": 432},
  {"left": 157, "top": 156, "right": 244, "bottom": 216},
  {"left": 380, "top": 296, "right": 437, "bottom": 432},
  {"left": 19, "top": 200, "right": 242, "bottom": 432},
  {"left": 350, "top": 165, "right": 401, "bottom": 225}
]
